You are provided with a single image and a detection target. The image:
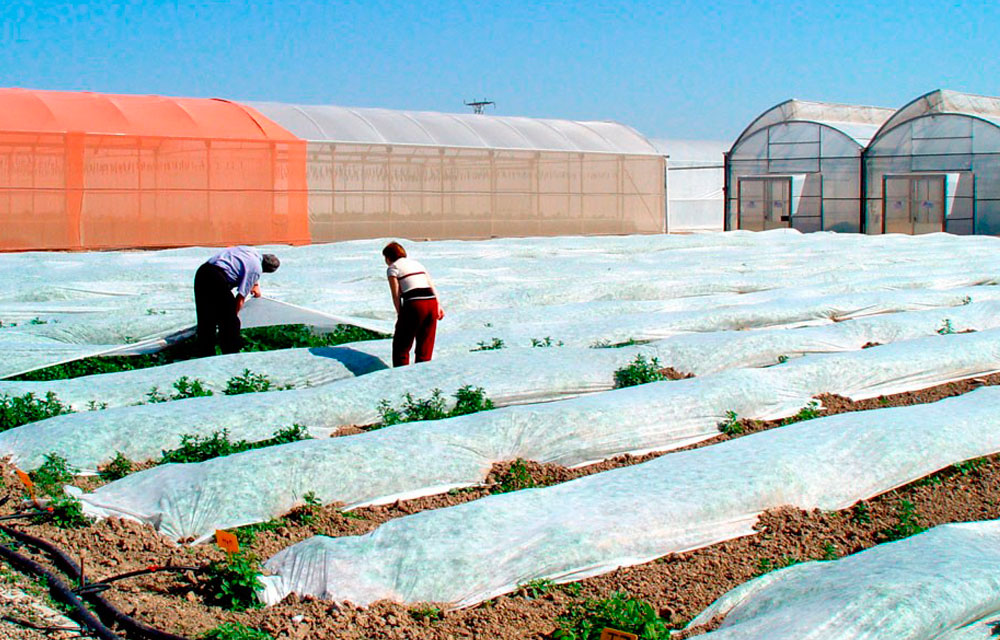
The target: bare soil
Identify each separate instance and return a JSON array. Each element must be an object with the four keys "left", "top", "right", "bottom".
[{"left": 2, "top": 372, "right": 1000, "bottom": 639}]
